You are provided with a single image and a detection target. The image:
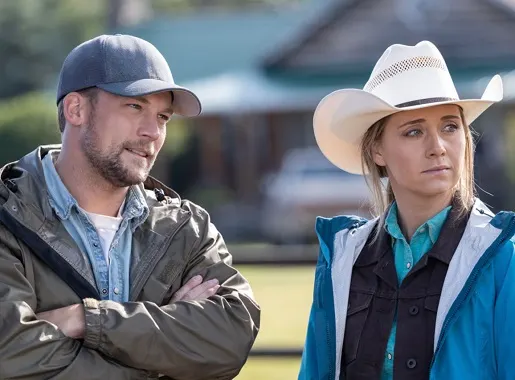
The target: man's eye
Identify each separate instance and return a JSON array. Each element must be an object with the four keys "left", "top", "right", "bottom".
[{"left": 127, "top": 104, "right": 142, "bottom": 110}]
